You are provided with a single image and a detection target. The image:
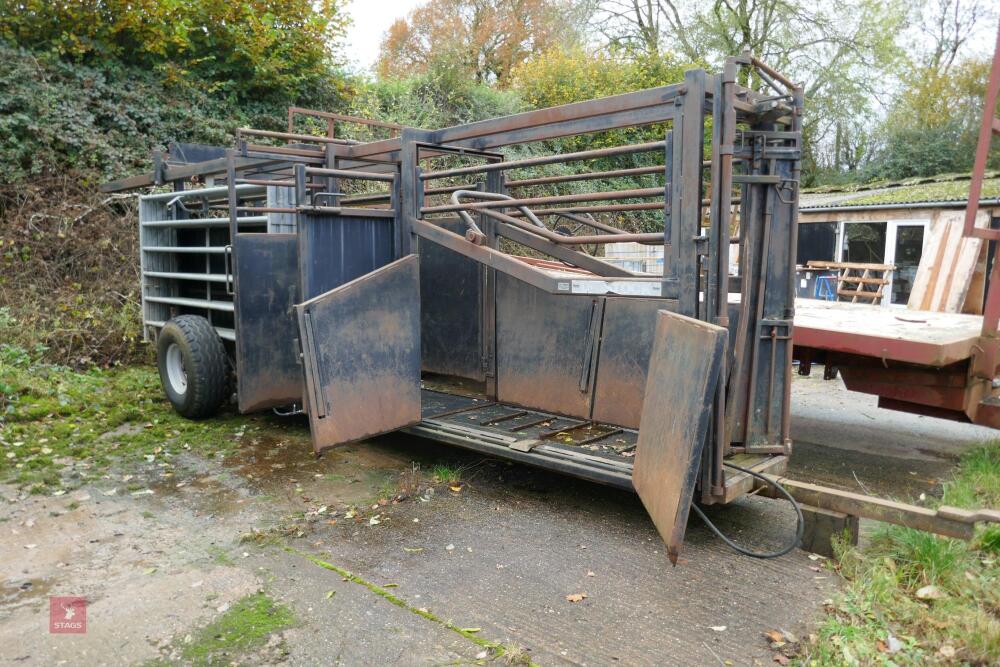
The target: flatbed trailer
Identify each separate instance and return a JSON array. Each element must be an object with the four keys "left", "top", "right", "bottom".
[
  {"left": 792, "top": 26, "right": 1000, "bottom": 430},
  {"left": 793, "top": 299, "right": 1000, "bottom": 427}
]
